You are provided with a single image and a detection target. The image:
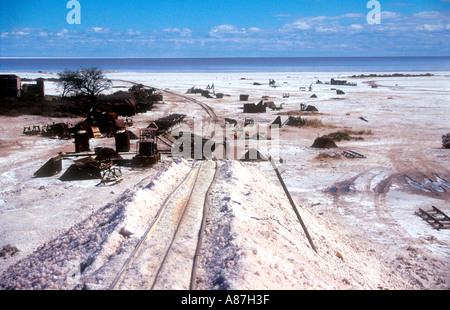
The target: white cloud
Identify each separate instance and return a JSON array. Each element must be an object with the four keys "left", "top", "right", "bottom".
[
  {"left": 248, "top": 27, "right": 262, "bottom": 33},
  {"left": 163, "top": 28, "right": 192, "bottom": 37},
  {"left": 339, "top": 13, "right": 364, "bottom": 19},
  {"left": 315, "top": 26, "right": 338, "bottom": 33},
  {"left": 381, "top": 11, "right": 401, "bottom": 19},
  {"left": 349, "top": 24, "right": 364, "bottom": 30},
  {"left": 209, "top": 25, "right": 245, "bottom": 37},
  {"left": 413, "top": 11, "right": 443, "bottom": 19},
  {"left": 126, "top": 29, "right": 141, "bottom": 36},
  {"left": 56, "top": 29, "right": 68, "bottom": 37},
  {"left": 91, "top": 27, "right": 110, "bottom": 33},
  {"left": 283, "top": 20, "right": 311, "bottom": 31},
  {"left": 417, "top": 24, "right": 445, "bottom": 32}
]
